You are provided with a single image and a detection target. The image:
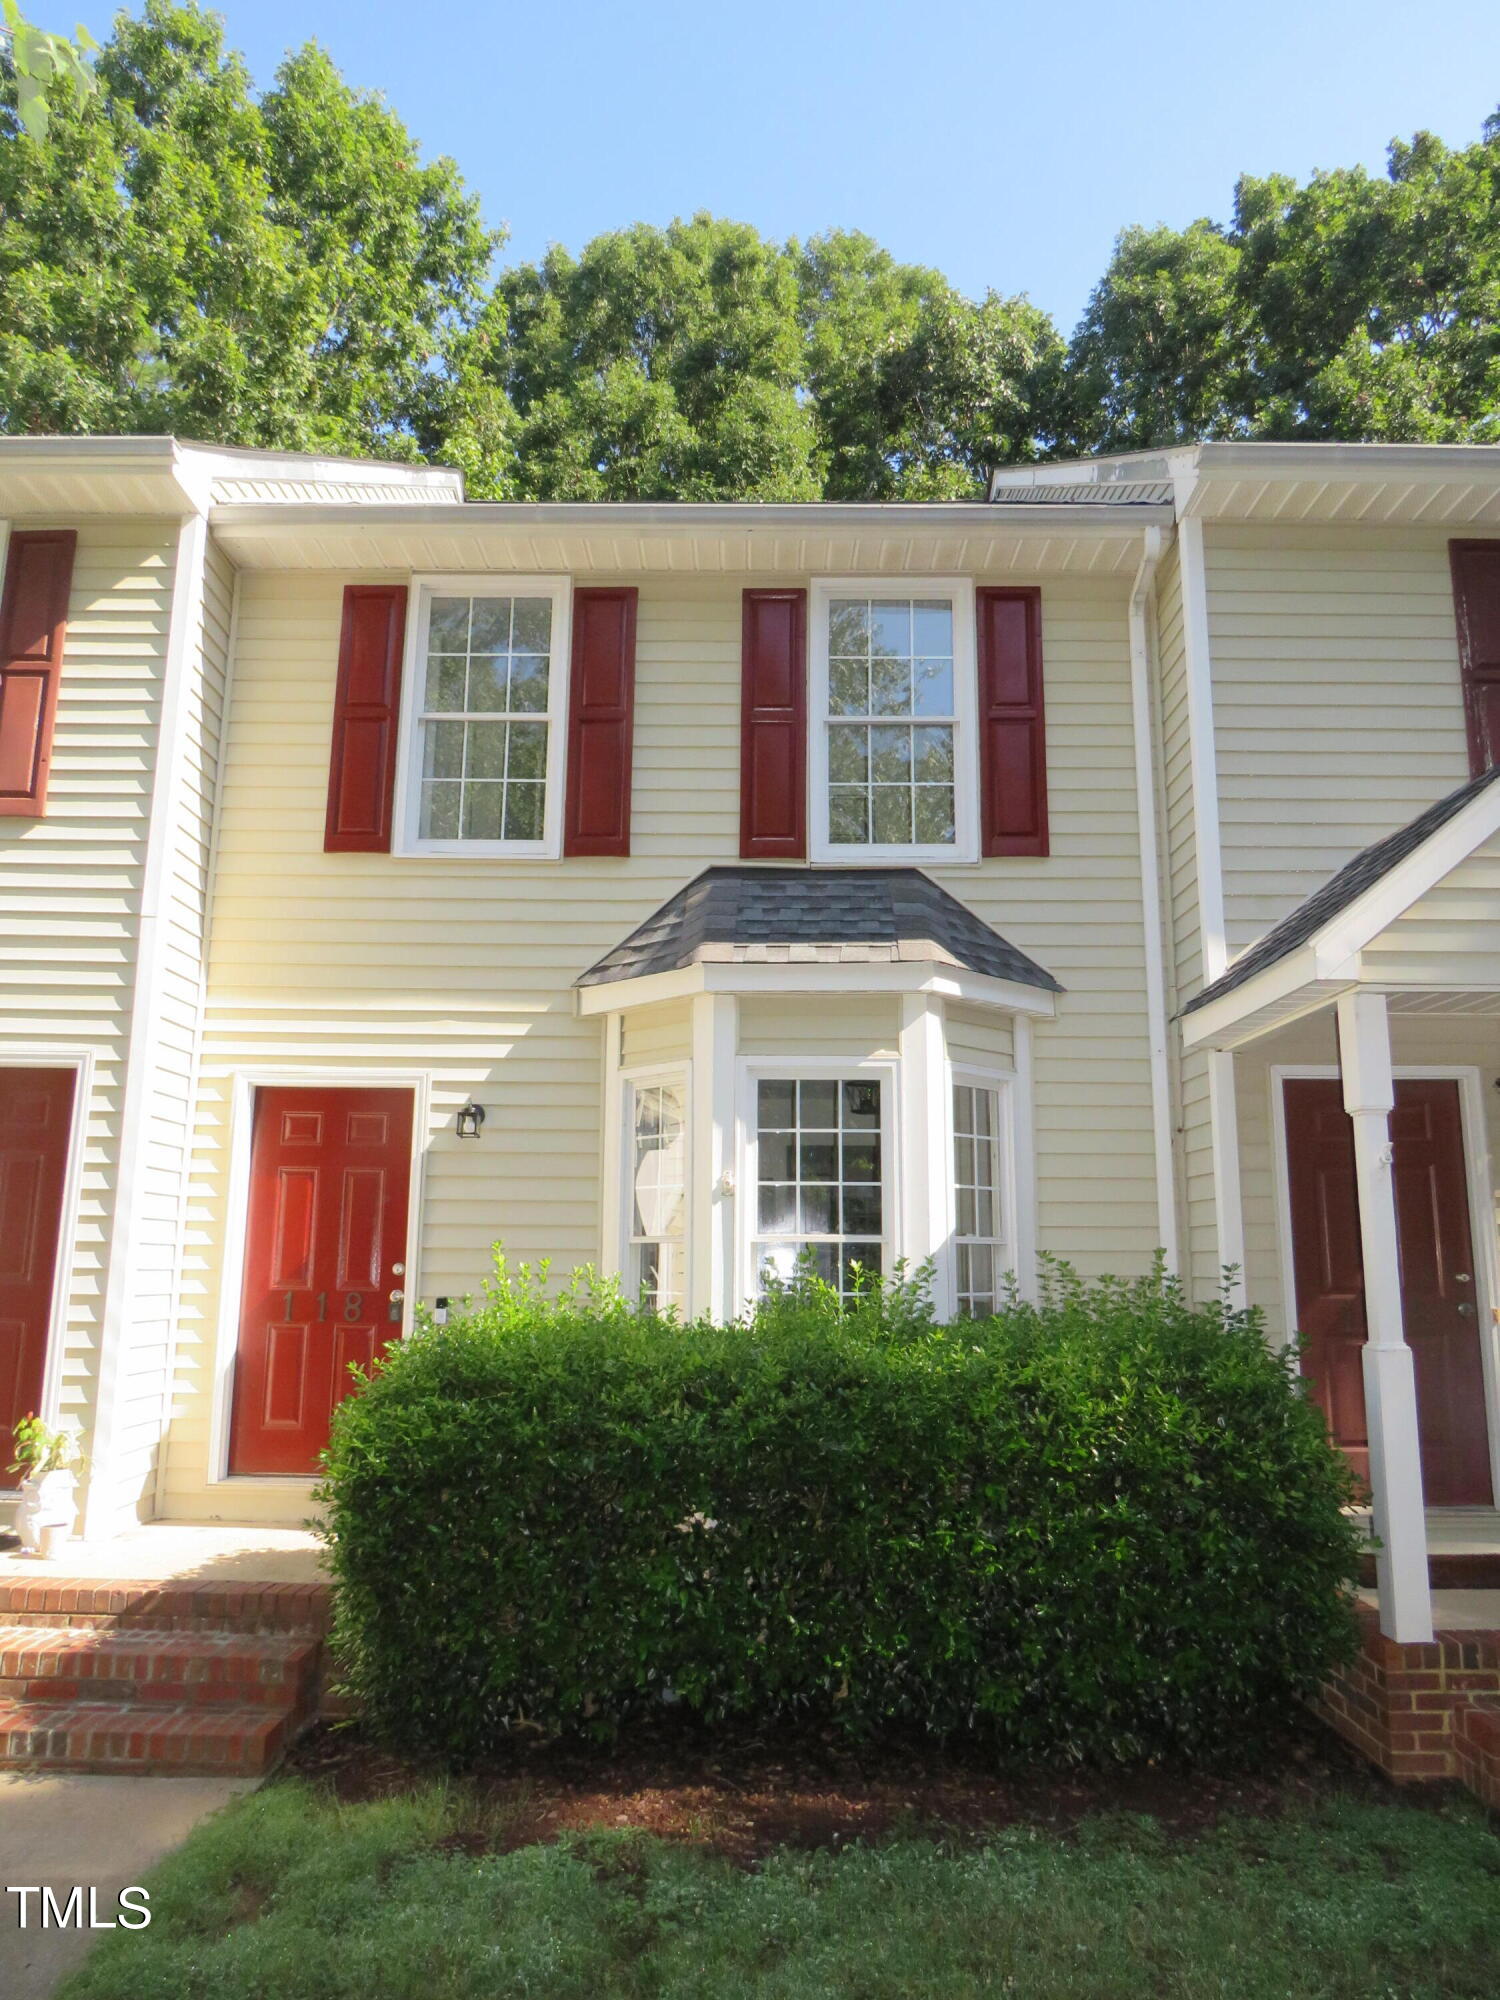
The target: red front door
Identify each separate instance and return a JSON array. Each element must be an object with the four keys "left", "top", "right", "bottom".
[
  {"left": 1285, "top": 1077, "right": 1493, "bottom": 1506},
  {"left": 229, "top": 1086, "right": 413, "bottom": 1476},
  {"left": 0, "top": 1067, "right": 76, "bottom": 1447}
]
